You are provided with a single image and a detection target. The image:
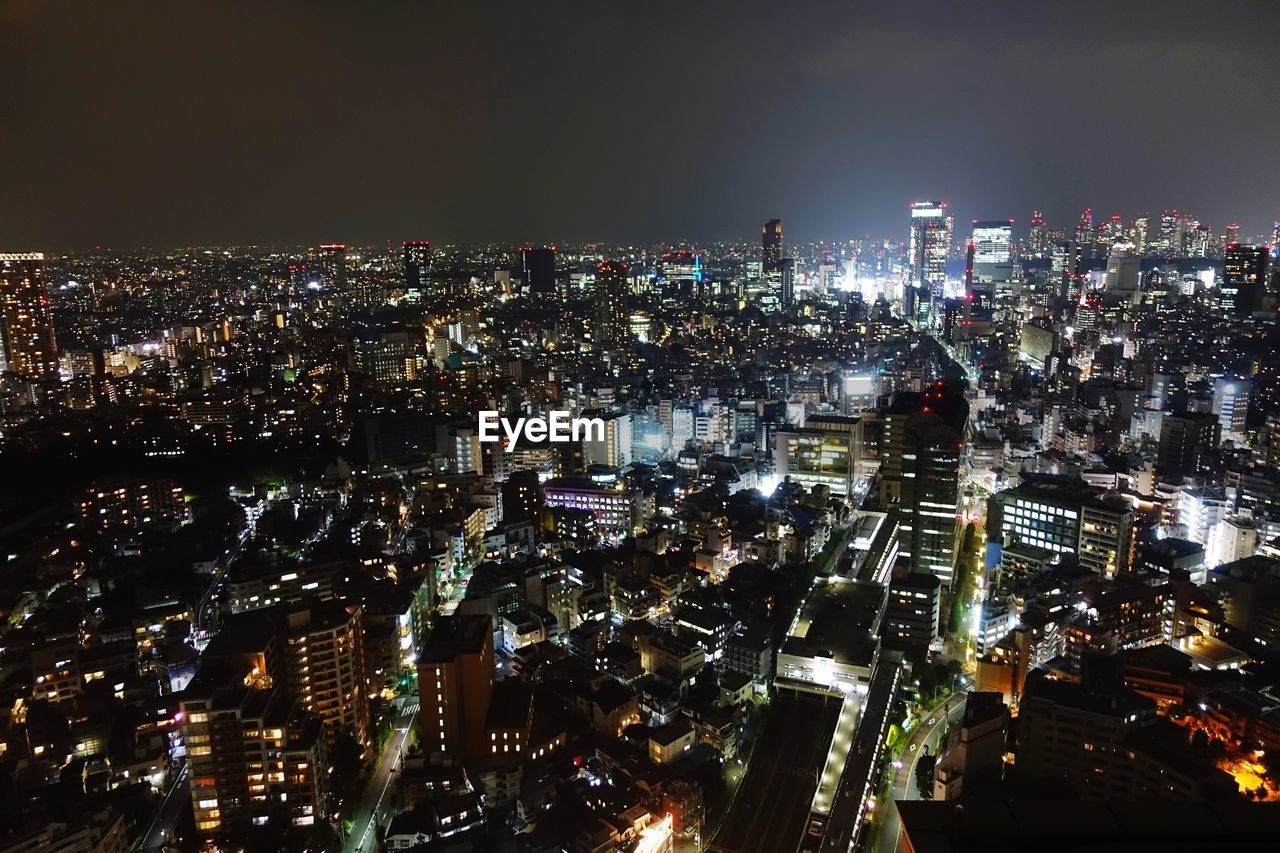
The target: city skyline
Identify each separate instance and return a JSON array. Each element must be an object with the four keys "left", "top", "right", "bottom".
[
  {"left": 8, "top": 4, "right": 1280, "bottom": 853},
  {"left": 2, "top": 1, "right": 1280, "bottom": 248}
]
